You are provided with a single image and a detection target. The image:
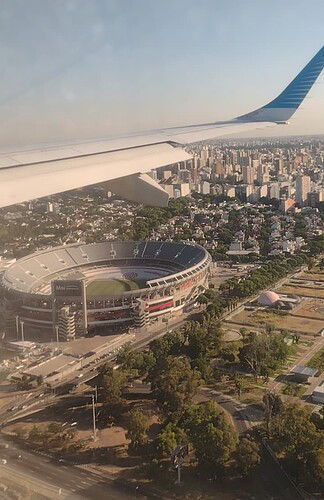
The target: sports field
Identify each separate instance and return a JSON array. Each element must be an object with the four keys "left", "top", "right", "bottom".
[{"left": 86, "top": 279, "right": 141, "bottom": 297}]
